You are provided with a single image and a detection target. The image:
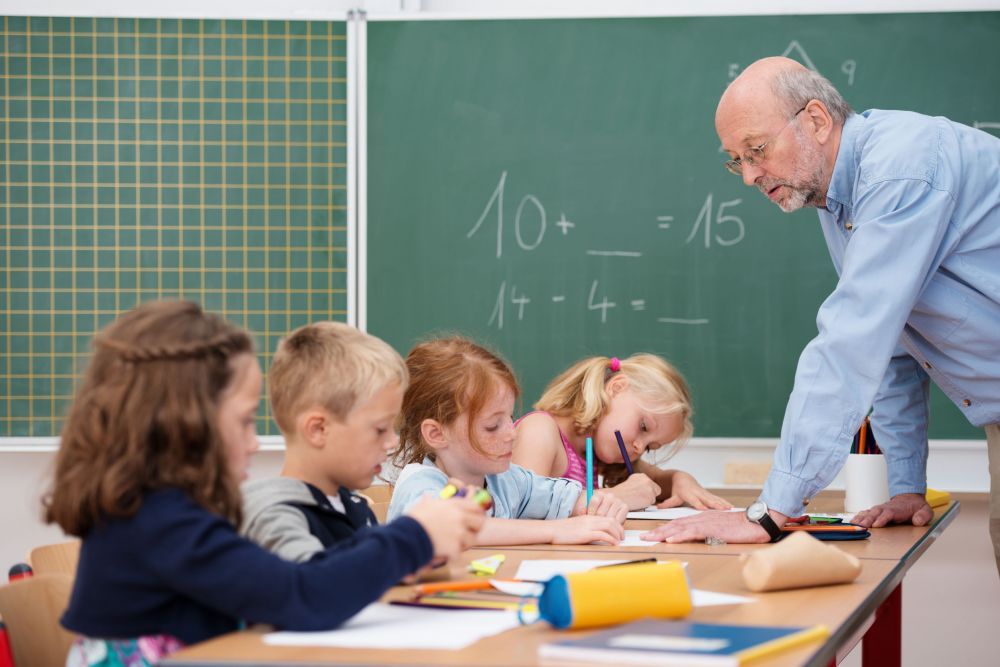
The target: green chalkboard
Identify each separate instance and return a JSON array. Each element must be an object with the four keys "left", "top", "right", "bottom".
[
  {"left": 0, "top": 16, "right": 348, "bottom": 437},
  {"left": 366, "top": 13, "right": 999, "bottom": 439}
]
